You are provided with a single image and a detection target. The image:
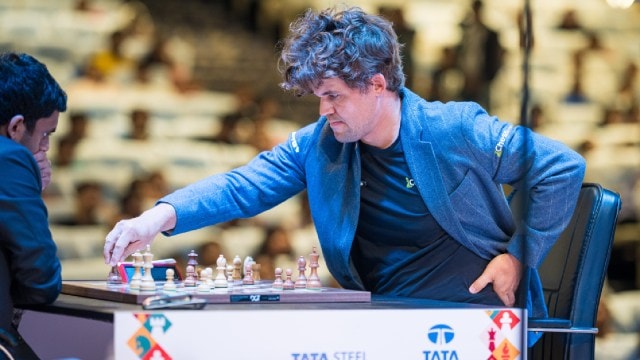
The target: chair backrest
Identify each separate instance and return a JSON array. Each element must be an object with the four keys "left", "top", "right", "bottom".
[{"left": 530, "top": 183, "right": 622, "bottom": 359}]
